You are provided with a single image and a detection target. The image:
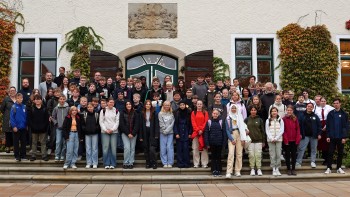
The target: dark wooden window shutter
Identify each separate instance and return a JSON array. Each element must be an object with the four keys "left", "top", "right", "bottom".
[
  {"left": 184, "top": 50, "right": 213, "bottom": 88},
  {"left": 90, "top": 50, "right": 119, "bottom": 81}
]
